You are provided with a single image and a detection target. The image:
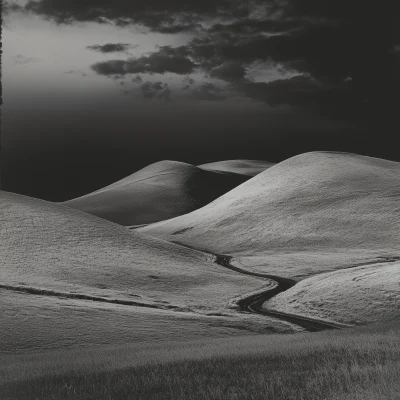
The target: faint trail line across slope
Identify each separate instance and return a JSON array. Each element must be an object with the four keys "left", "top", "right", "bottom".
[{"left": 0, "top": 284, "right": 192, "bottom": 313}]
